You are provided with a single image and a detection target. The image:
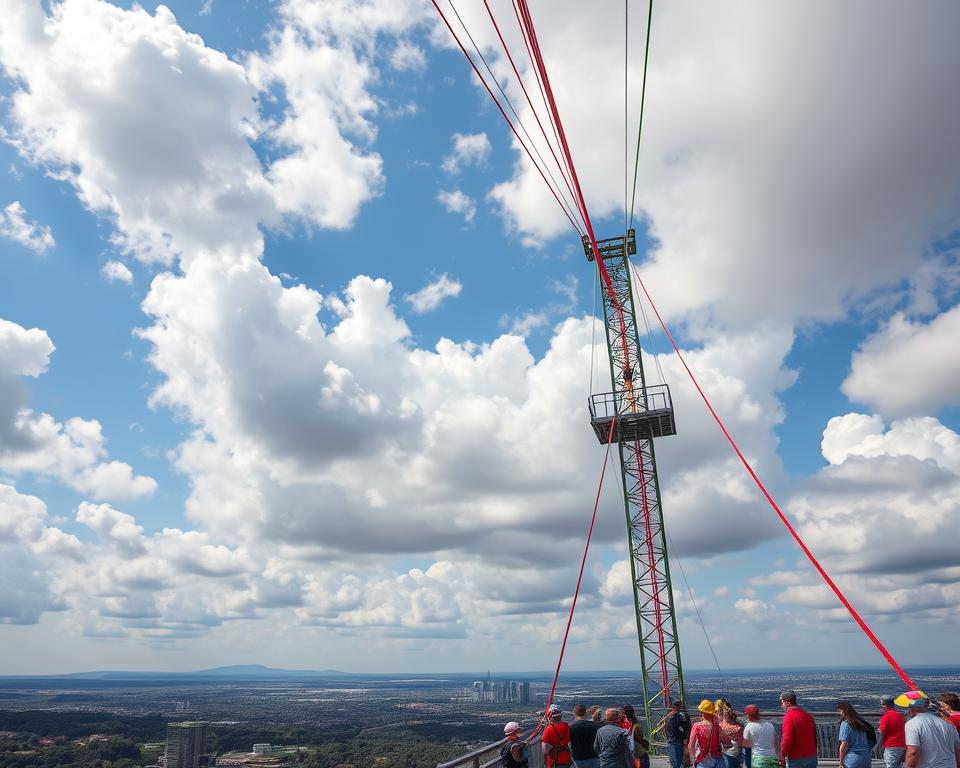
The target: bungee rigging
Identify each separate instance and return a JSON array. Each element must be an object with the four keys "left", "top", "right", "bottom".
[{"left": 429, "top": 0, "right": 919, "bottom": 744}]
